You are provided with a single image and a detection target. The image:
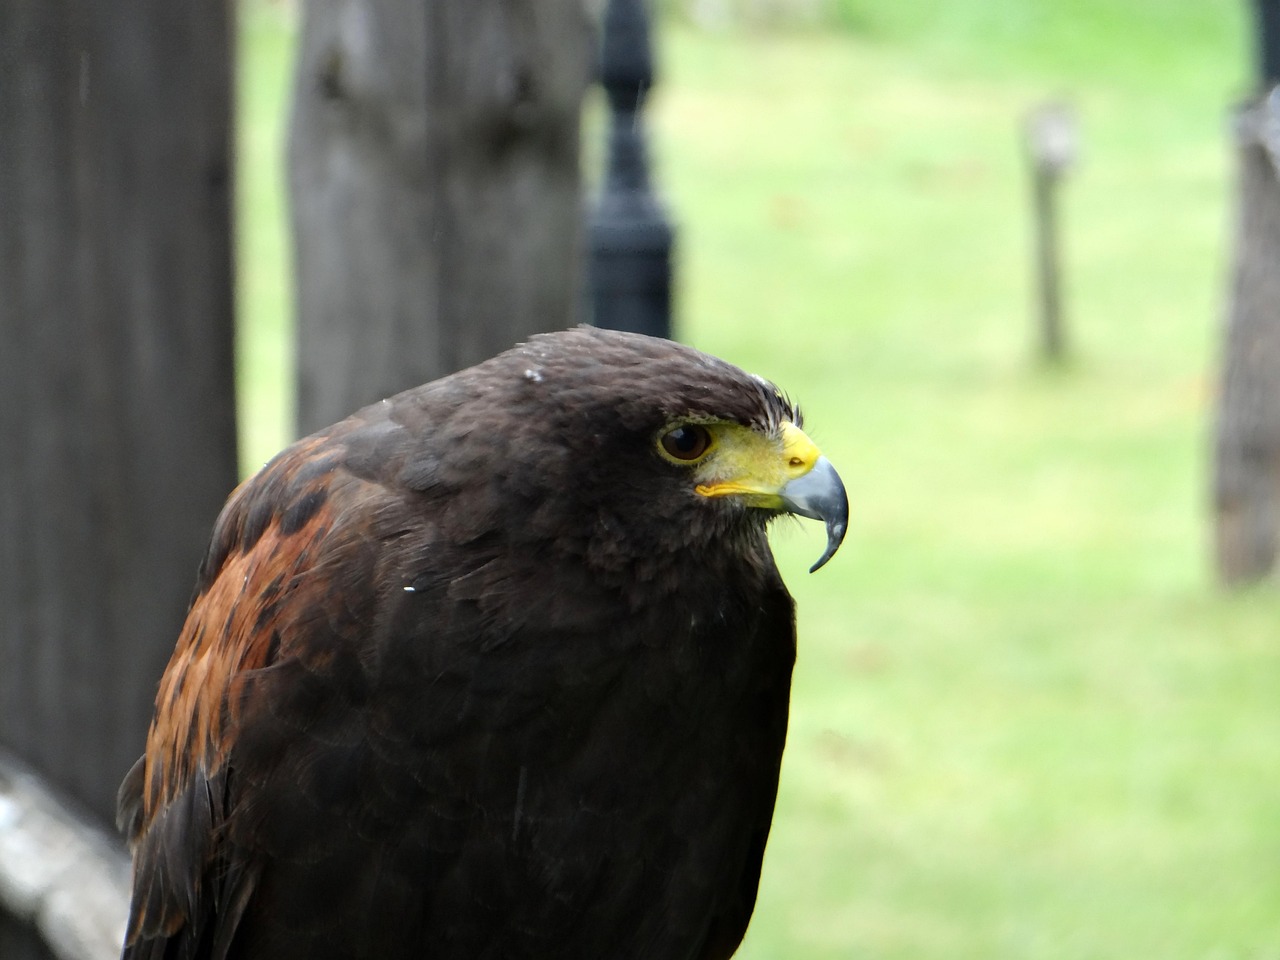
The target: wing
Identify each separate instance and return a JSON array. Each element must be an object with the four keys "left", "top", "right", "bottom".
[{"left": 118, "top": 420, "right": 411, "bottom": 960}]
